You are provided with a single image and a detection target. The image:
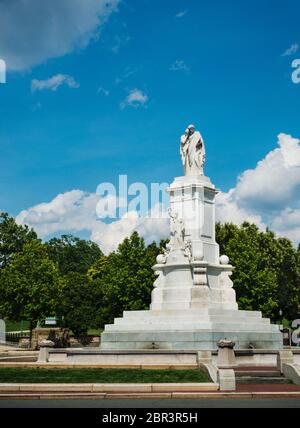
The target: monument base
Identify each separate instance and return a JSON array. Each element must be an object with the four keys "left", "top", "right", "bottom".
[
  {"left": 100, "top": 308, "right": 282, "bottom": 351},
  {"left": 100, "top": 171, "right": 283, "bottom": 352}
]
